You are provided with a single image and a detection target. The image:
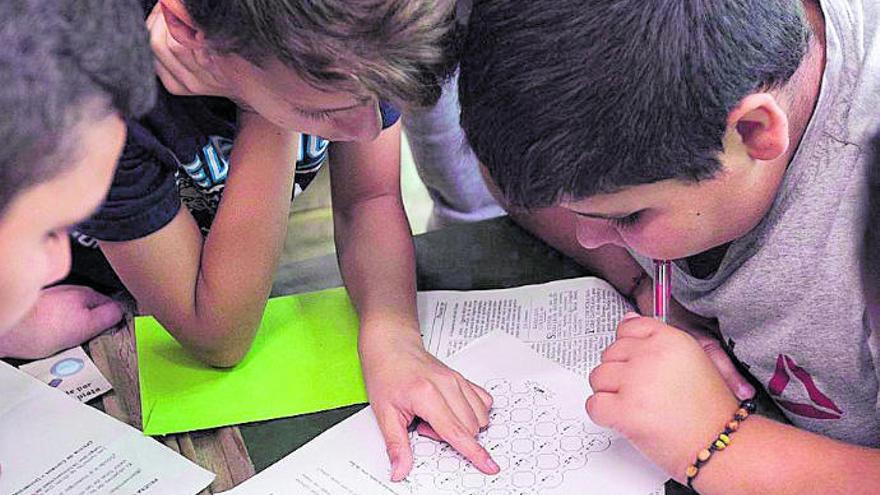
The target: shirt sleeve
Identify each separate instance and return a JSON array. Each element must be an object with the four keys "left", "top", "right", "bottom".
[
  {"left": 76, "top": 124, "right": 181, "bottom": 242},
  {"left": 379, "top": 101, "right": 401, "bottom": 129}
]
